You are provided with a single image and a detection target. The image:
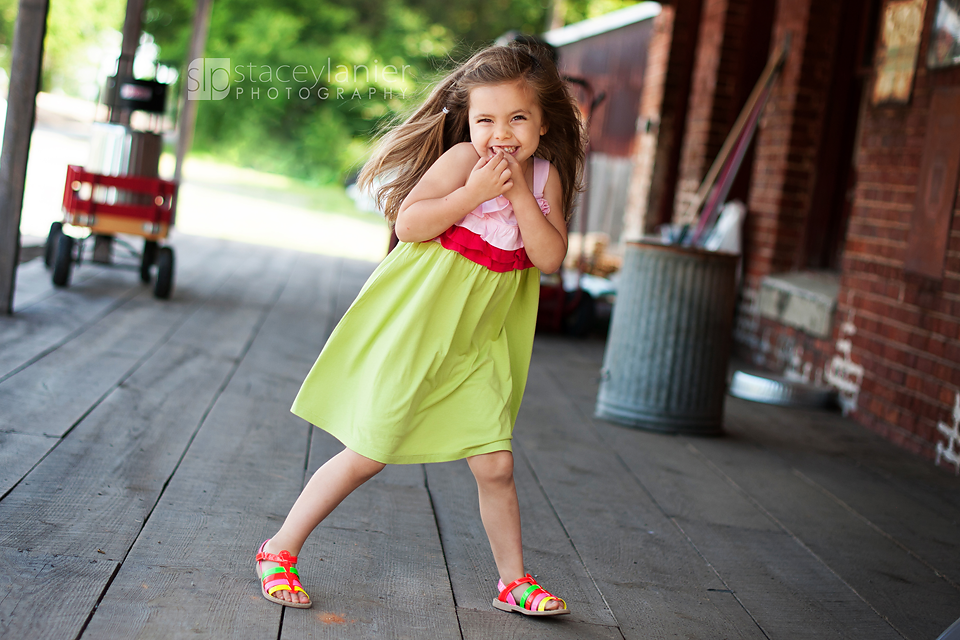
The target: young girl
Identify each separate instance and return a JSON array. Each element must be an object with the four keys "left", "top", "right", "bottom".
[{"left": 254, "top": 42, "right": 585, "bottom": 616}]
